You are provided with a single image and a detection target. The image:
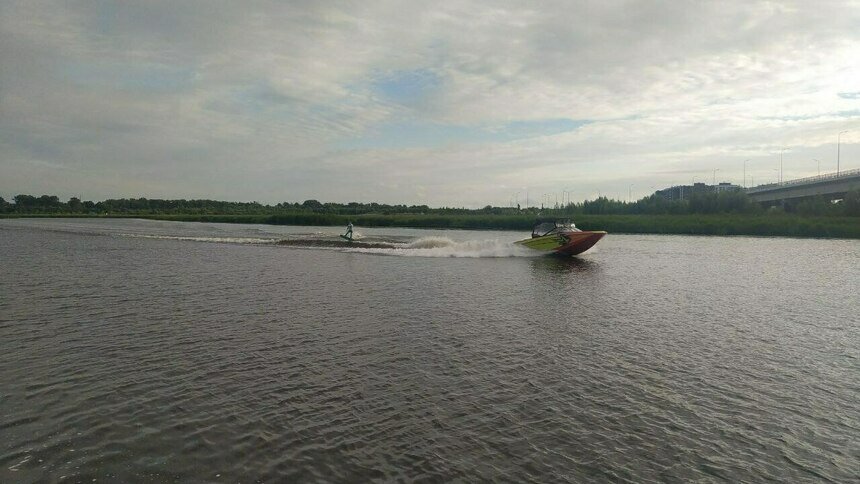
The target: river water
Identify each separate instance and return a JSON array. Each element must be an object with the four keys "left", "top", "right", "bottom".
[{"left": 1, "top": 218, "right": 857, "bottom": 482}]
